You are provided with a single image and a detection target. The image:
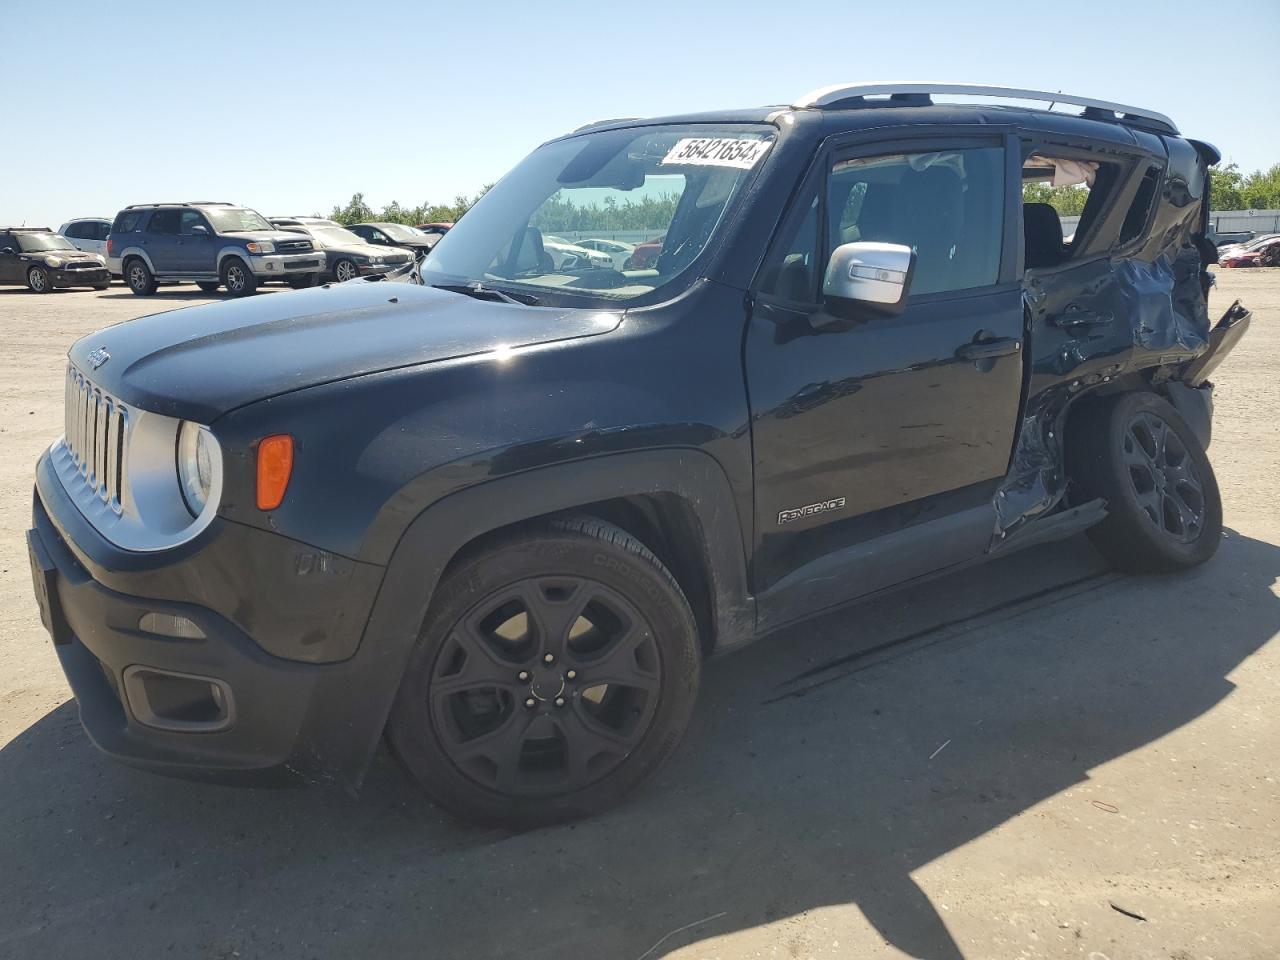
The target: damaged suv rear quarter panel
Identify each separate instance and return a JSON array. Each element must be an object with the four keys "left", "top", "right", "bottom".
[{"left": 996, "top": 130, "right": 1228, "bottom": 532}]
